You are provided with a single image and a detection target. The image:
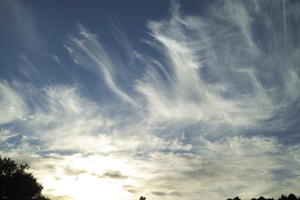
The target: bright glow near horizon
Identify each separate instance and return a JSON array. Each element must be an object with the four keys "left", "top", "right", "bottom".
[{"left": 36, "top": 155, "right": 142, "bottom": 200}]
